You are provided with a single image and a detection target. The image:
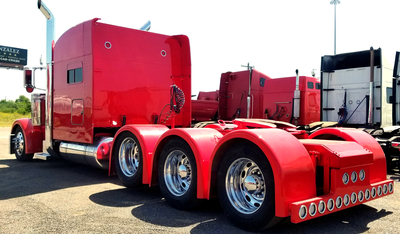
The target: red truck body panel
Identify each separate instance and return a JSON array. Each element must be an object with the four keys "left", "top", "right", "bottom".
[
  {"left": 264, "top": 76, "right": 320, "bottom": 126},
  {"left": 219, "top": 70, "right": 271, "bottom": 120},
  {"left": 53, "top": 19, "right": 191, "bottom": 144}
]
